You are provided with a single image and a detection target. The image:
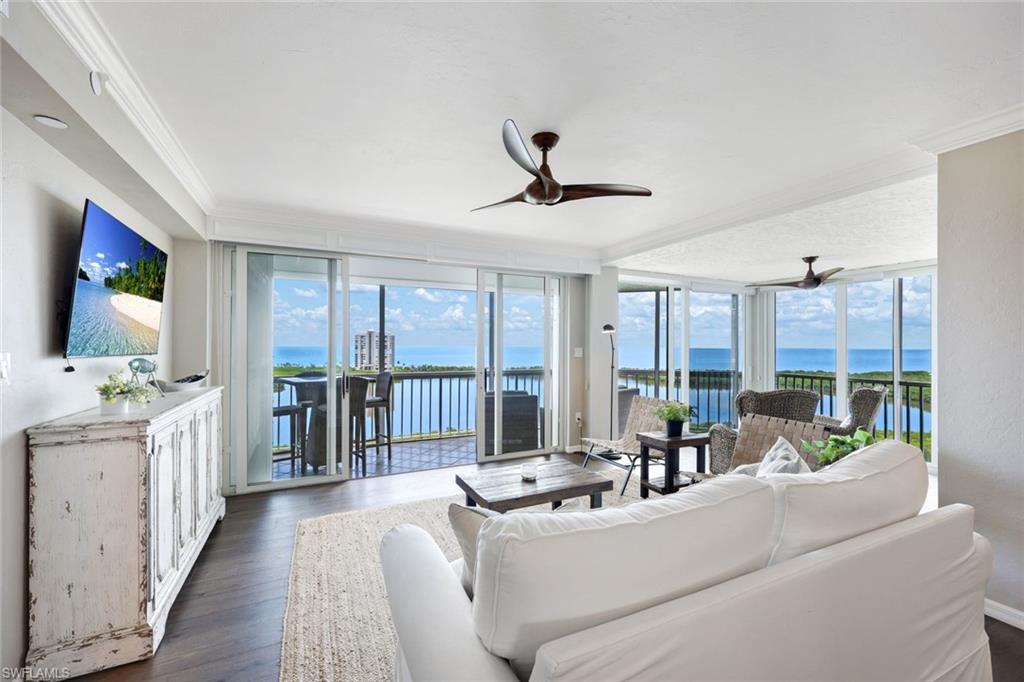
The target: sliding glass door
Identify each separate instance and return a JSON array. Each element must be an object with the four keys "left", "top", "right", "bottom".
[
  {"left": 232, "top": 248, "right": 350, "bottom": 492},
  {"left": 477, "top": 272, "right": 560, "bottom": 460},
  {"left": 688, "top": 291, "right": 743, "bottom": 429},
  {"left": 774, "top": 287, "right": 837, "bottom": 416},
  {"left": 228, "top": 250, "right": 566, "bottom": 491}
]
